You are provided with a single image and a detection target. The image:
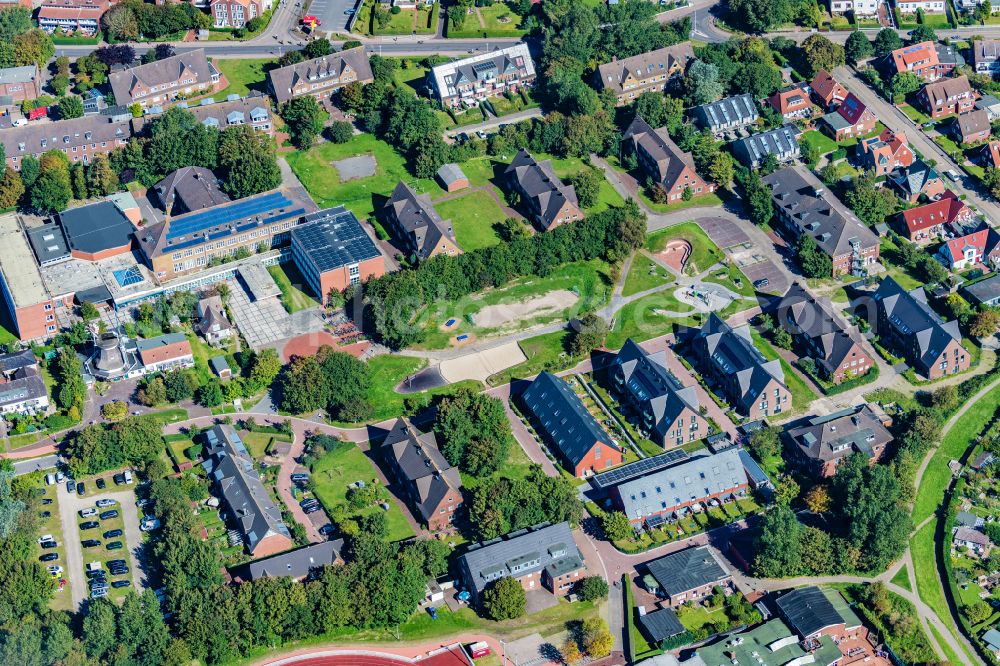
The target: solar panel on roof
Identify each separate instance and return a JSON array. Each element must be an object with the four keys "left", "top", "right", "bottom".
[
  {"left": 591, "top": 449, "right": 690, "bottom": 490},
  {"left": 166, "top": 192, "right": 292, "bottom": 240}
]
